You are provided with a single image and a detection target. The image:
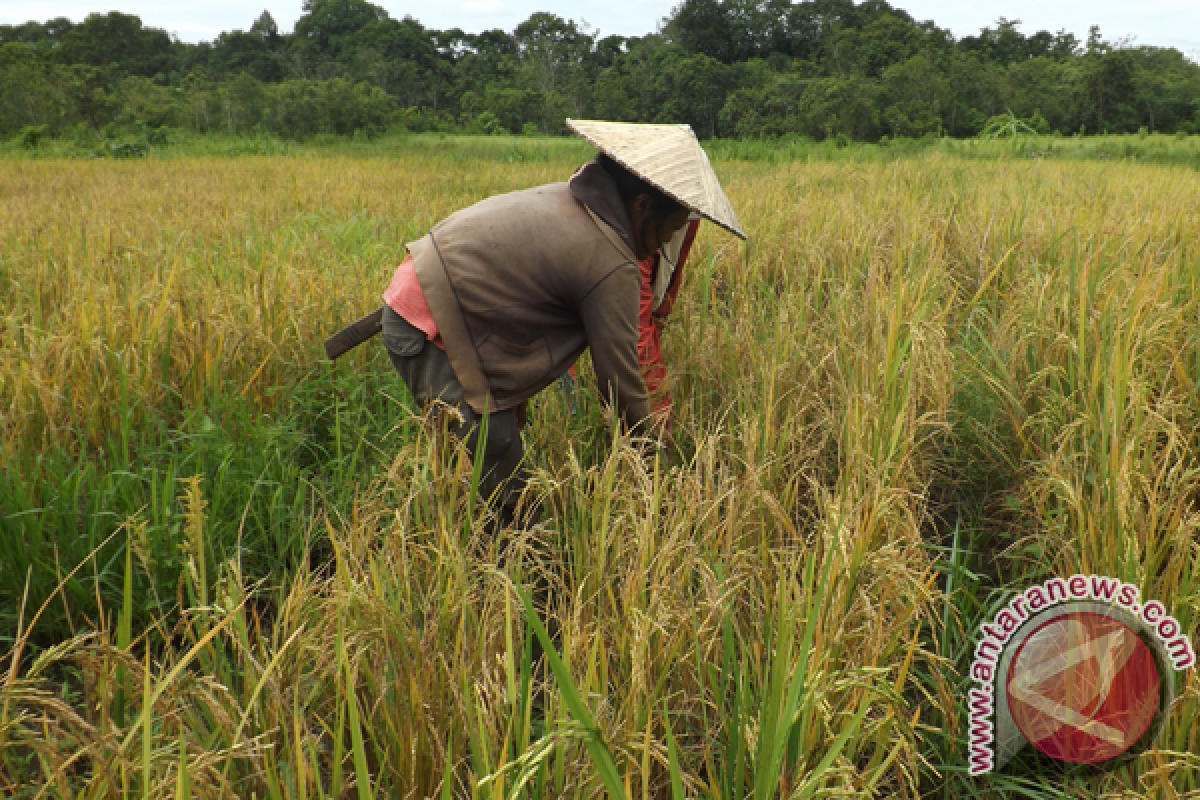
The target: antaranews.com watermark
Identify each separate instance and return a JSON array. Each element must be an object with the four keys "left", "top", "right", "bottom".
[{"left": 968, "top": 574, "right": 1195, "bottom": 775}]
